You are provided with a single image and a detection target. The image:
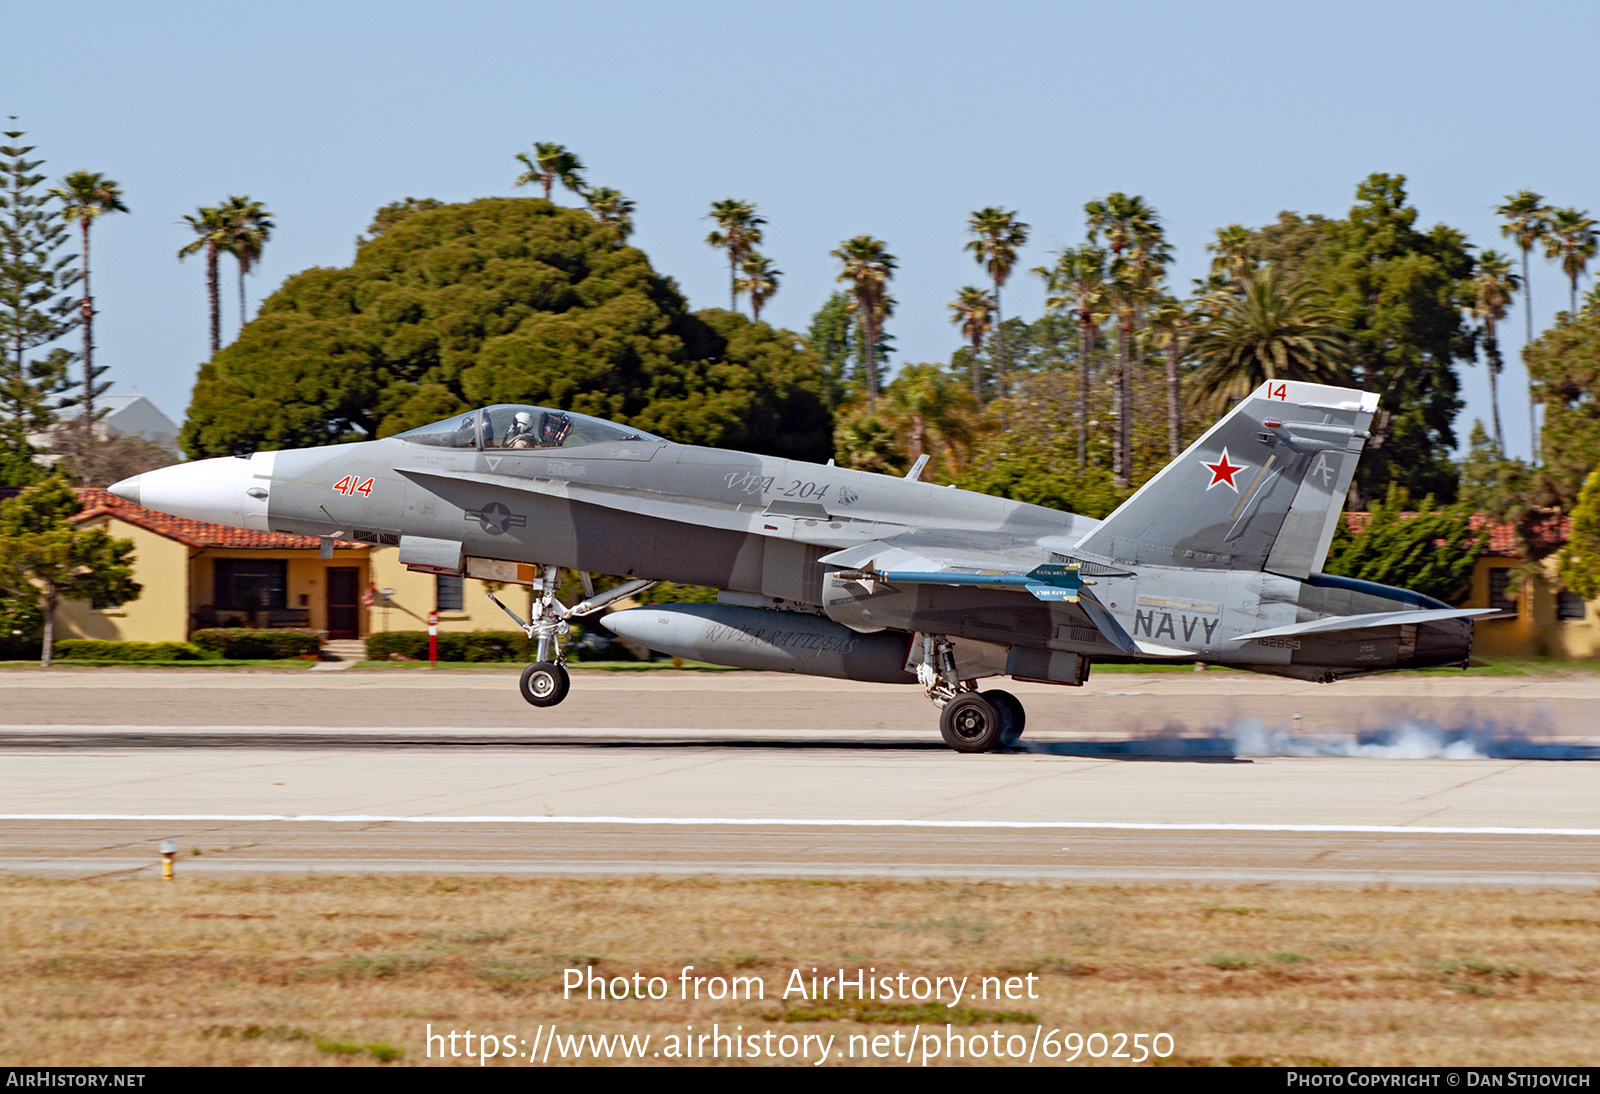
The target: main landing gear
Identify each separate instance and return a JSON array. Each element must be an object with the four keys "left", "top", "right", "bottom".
[
  {"left": 488, "top": 567, "right": 657, "bottom": 709},
  {"left": 915, "top": 634, "right": 1026, "bottom": 753}
]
